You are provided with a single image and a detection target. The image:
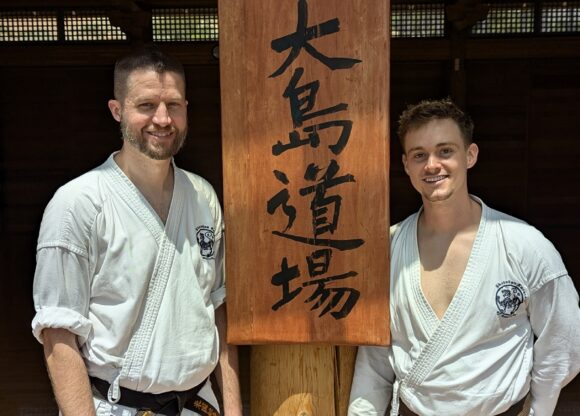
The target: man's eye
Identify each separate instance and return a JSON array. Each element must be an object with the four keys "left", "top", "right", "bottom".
[
  {"left": 413, "top": 153, "right": 425, "bottom": 159},
  {"left": 139, "top": 103, "right": 155, "bottom": 109},
  {"left": 440, "top": 148, "right": 453, "bottom": 155}
]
